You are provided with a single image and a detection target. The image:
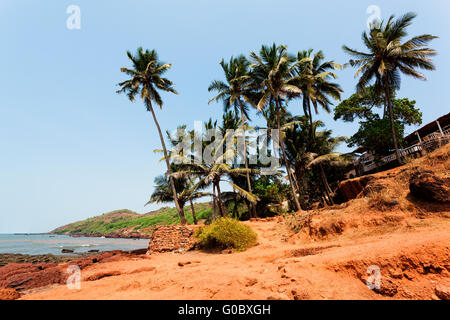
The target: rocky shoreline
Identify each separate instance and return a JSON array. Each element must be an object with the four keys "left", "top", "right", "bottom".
[
  {"left": 0, "top": 249, "right": 149, "bottom": 300},
  {"left": 0, "top": 252, "right": 97, "bottom": 268}
]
